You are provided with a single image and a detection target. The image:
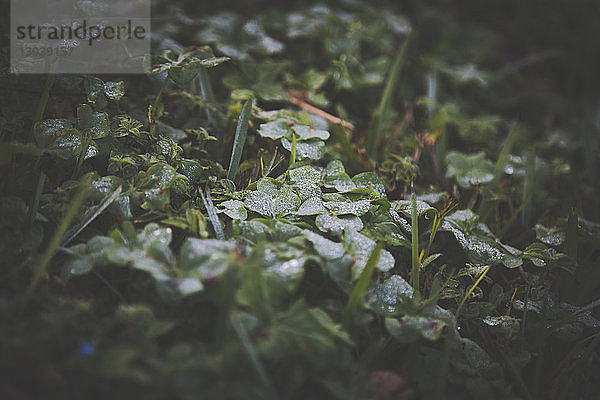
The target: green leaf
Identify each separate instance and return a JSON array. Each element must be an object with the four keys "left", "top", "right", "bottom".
[
  {"left": 324, "top": 199, "right": 371, "bottom": 216},
  {"left": 323, "top": 172, "right": 357, "bottom": 192},
  {"left": 352, "top": 172, "right": 386, "bottom": 198},
  {"left": 442, "top": 210, "right": 523, "bottom": 268},
  {"left": 138, "top": 163, "right": 176, "bottom": 190},
  {"left": 288, "top": 166, "right": 322, "bottom": 201},
  {"left": 534, "top": 224, "right": 566, "bottom": 246},
  {"left": 219, "top": 200, "right": 248, "bottom": 220},
  {"left": 77, "top": 104, "right": 110, "bottom": 139},
  {"left": 34, "top": 119, "right": 74, "bottom": 147},
  {"left": 244, "top": 191, "right": 275, "bottom": 217},
  {"left": 291, "top": 125, "right": 330, "bottom": 140},
  {"left": 315, "top": 213, "right": 363, "bottom": 235},
  {"left": 344, "top": 229, "right": 395, "bottom": 279},
  {"left": 103, "top": 81, "right": 125, "bottom": 100},
  {"left": 385, "top": 315, "right": 446, "bottom": 343},
  {"left": 303, "top": 230, "right": 345, "bottom": 260},
  {"left": 296, "top": 196, "right": 326, "bottom": 216},
  {"left": 273, "top": 186, "right": 301, "bottom": 217},
  {"left": 367, "top": 275, "right": 414, "bottom": 314},
  {"left": 445, "top": 151, "right": 495, "bottom": 188},
  {"left": 391, "top": 199, "right": 436, "bottom": 219},
  {"left": 178, "top": 159, "right": 207, "bottom": 184},
  {"left": 258, "top": 119, "right": 291, "bottom": 140},
  {"left": 281, "top": 137, "right": 325, "bottom": 160},
  {"left": 343, "top": 241, "right": 383, "bottom": 326},
  {"left": 236, "top": 220, "right": 271, "bottom": 243},
  {"left": 257, "top": 177, "right": 281, "bottom": 196},
  {"left": 47, "top": 129, "right": 83, "bottom": 159},
  {"left": 179, "top": 238, "right": 236, "bottom": 279}
]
